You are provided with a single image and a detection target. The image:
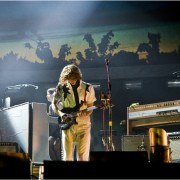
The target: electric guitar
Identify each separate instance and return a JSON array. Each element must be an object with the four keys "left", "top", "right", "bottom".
[{"left": 59, "top": 102, "right": 110, "bottom": 130}]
